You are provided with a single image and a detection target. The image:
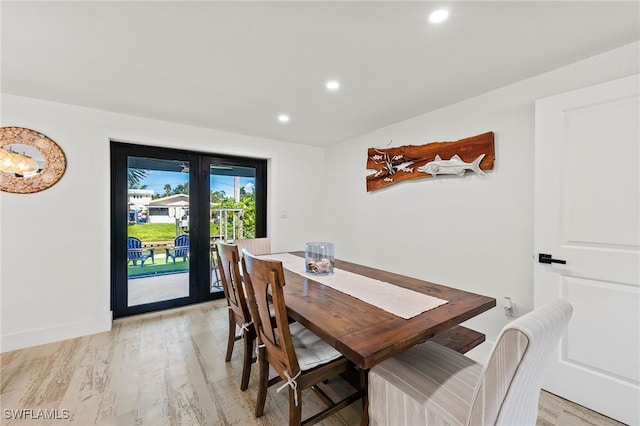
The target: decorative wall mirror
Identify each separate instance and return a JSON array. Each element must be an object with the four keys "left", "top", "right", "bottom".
[{"left": 0, "top": 126, "right": 66, "bottom": 194}]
